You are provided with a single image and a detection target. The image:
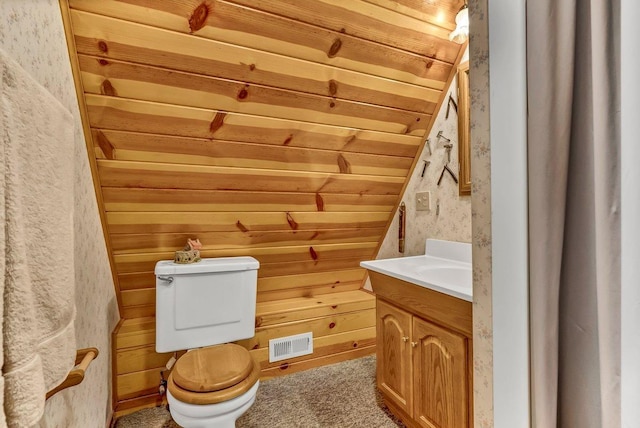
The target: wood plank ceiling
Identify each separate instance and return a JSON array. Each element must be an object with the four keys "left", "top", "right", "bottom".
[{"left": 63, "top": 0, "right": 465, "bottom": 318}]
